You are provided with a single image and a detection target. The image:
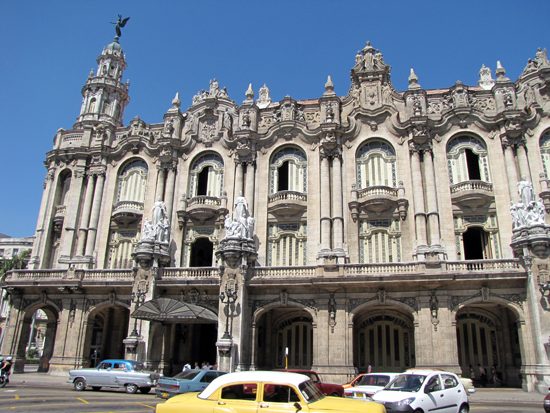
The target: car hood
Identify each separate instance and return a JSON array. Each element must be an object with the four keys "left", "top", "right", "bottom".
[
  {"left": 346, "top": 384, "right": 384, "bottom": 393},
  {"left": 310, "top": 397, "right": 385, "bottom": 412},
  {"left": 372, "top": 390, "right": 418, "bottom": 403}
]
